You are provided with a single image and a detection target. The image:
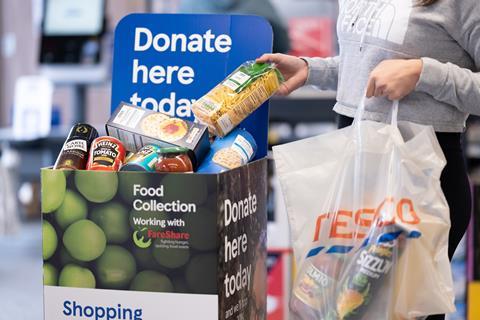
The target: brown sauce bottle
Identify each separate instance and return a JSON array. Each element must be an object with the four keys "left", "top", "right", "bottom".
[{"left": 54, "top": 124, "right": 99, "bottom": 170}]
